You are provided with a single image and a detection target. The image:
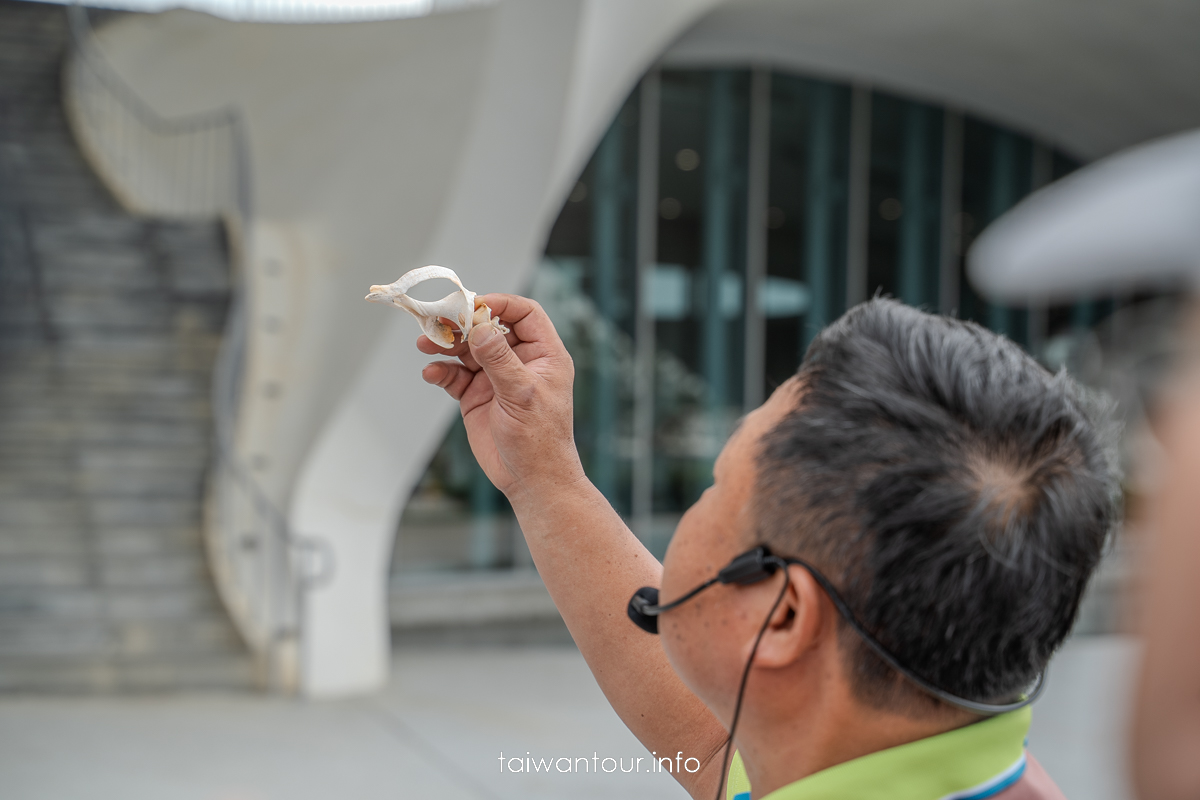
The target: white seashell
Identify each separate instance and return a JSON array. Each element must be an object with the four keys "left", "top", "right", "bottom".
[{"left": 365, "top": 265, "right": 509, "bottom": 348}]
